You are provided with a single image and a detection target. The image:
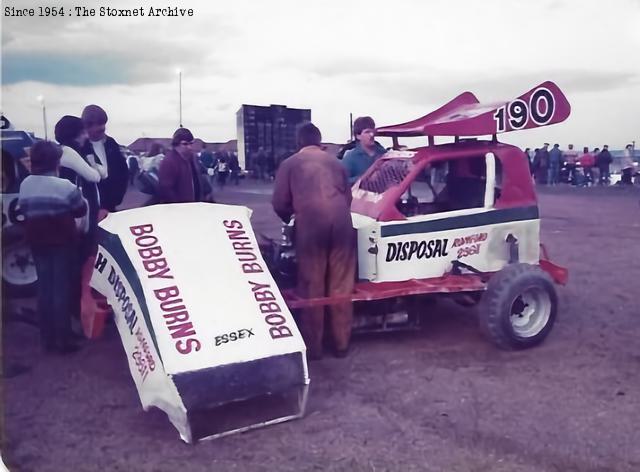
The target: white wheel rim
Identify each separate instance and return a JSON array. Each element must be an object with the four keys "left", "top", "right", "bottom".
[
  {"left": 509, "top": 286, "right": 551, "bottom": 338},
  {"left": 2, "top": 244, "right": 37, "bottom": 286}
]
